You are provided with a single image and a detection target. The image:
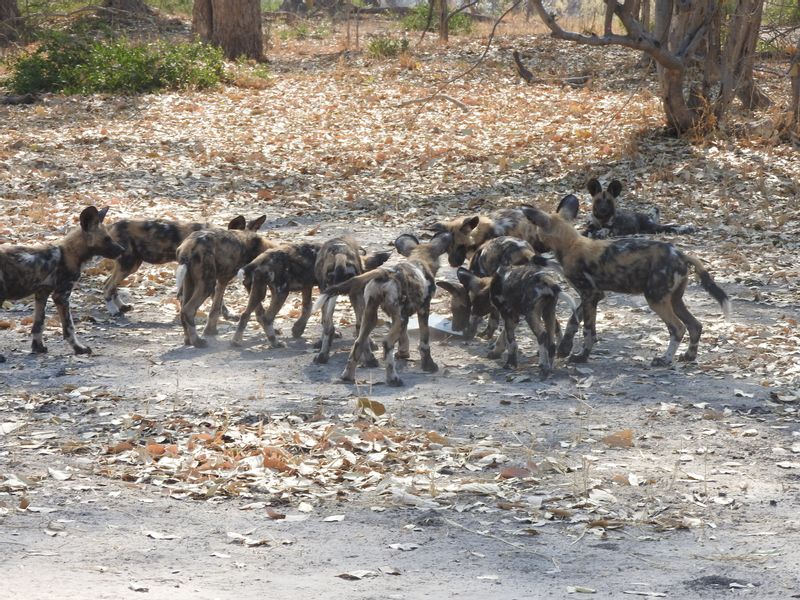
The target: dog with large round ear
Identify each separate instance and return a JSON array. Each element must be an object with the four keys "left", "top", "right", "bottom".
[
  {"left": 428, "top": 230, "right": 454, "bottom": 256},
  {"left": 228, "top": 215, "right": 247, "bottom": 230},
  {"left": 436, "top": 280, "right": 470, "bottom": 334},
  {"left": 394, "top": 233, "right": 420, "bottom": 257},
  {"left": 79, "top": 205, "right": 109, "bottom": 231},
  {"left": 555, "top": 194, "right": 580, "bottom": 220}
]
